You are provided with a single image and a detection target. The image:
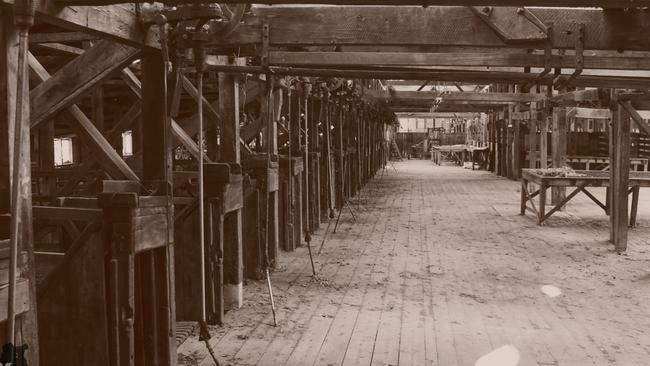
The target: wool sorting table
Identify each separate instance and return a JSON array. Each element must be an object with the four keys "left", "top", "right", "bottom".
[
  {"left": 431, "top": 144, "right": 488, "bottom": 170},
  {"left": 520, "top": 169, "right": 650, "bottom": 225}
]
